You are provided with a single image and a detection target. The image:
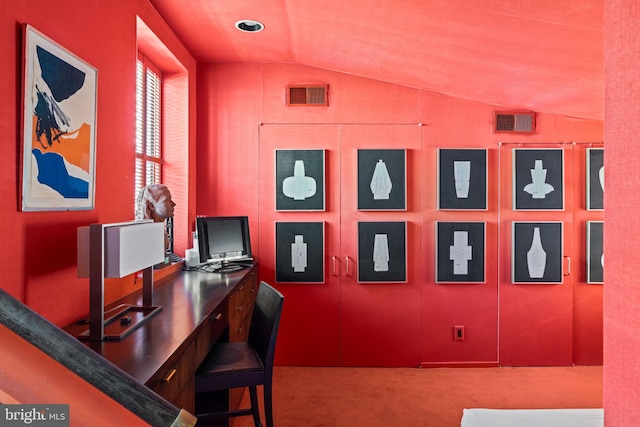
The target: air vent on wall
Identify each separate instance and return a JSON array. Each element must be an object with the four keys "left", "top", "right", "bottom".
[
  {"left": 287, "top": 85, "right": 329, "bottom": 106},
  {"left": 494, "top": 111, "right": 535, "bottom": 133}
]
